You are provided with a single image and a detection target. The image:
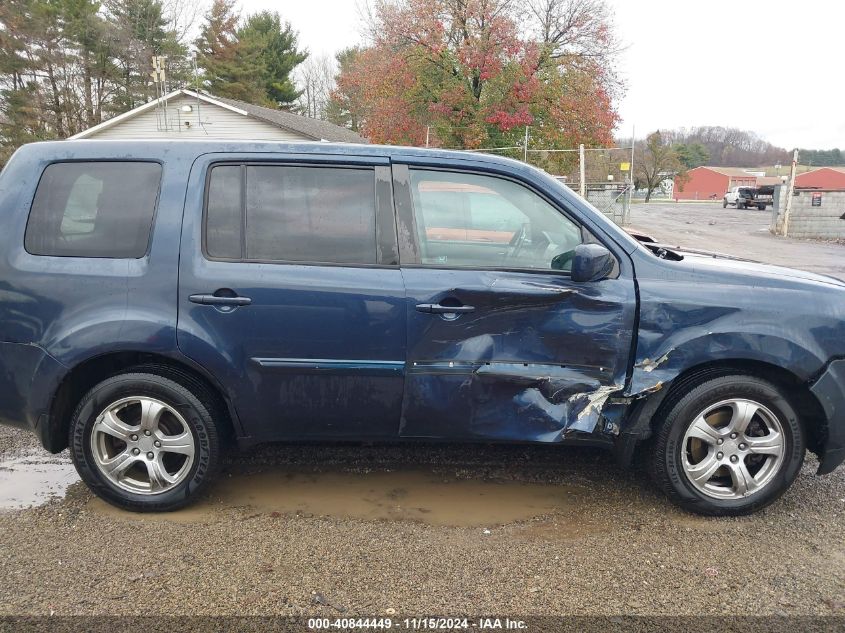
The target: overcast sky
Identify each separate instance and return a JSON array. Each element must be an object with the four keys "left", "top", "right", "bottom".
[{"left": 240, "top": 0, "right": 844, "bottom": 149}]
